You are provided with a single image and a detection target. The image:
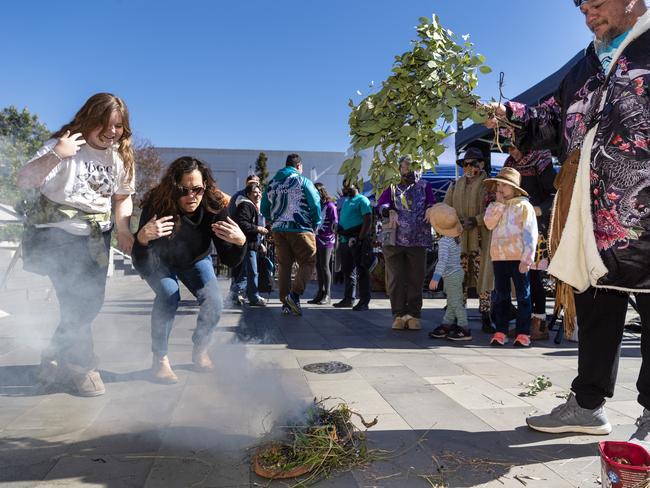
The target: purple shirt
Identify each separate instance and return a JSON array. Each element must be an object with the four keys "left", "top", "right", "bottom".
[
  {"left": 377, "top": 179, "right": 436, "bottom": 247},
  {"left": 316, "top": 201, "right": 338, "bottom": 249}
]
